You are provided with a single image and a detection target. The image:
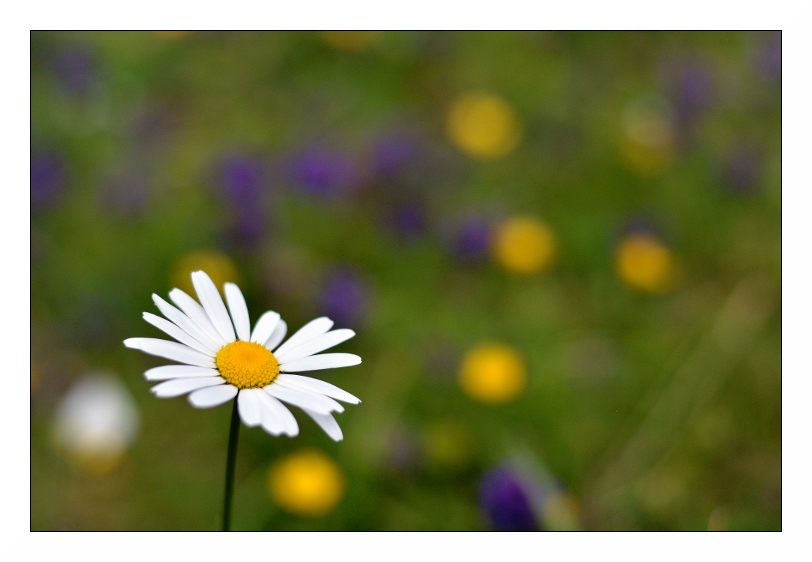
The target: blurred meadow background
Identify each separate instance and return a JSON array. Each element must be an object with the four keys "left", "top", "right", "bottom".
[{"left": 30, "top": 31, "right": 781, "bottom": 531}]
